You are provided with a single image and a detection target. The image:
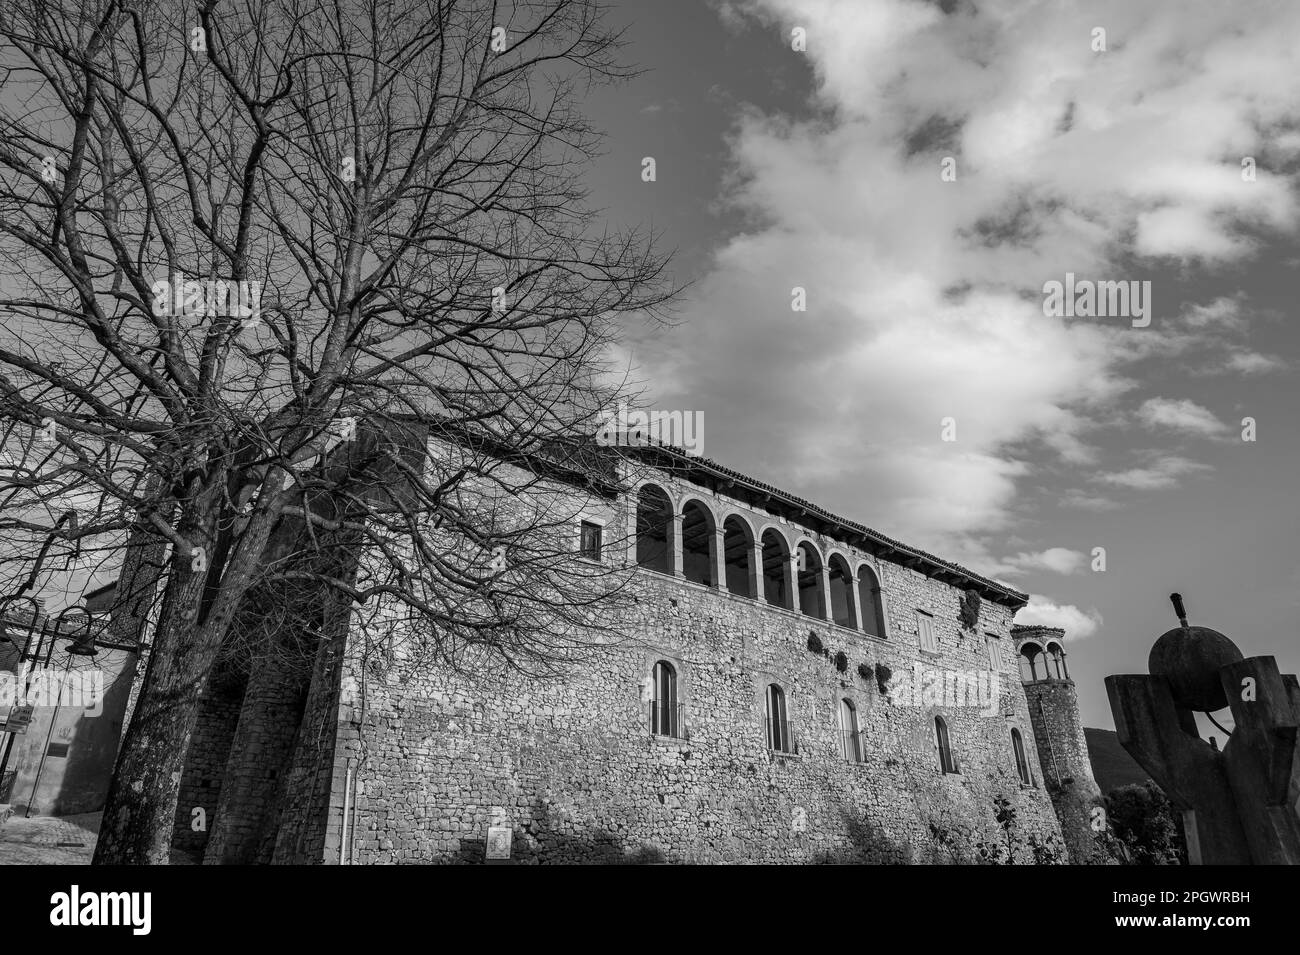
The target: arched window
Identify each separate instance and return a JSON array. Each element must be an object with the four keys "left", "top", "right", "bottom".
[
  {"left": 935, "top": 716, "right": 957, "bottom": 774},
  {"left": 1011, "top": 728, "right": 1032, "bottom": 786},
  {"left": 1019, "top": 643, "right": 1043, "bottom": 682},
  {"left": 796, "top": 542, "right": 824, "bottom": 620},
  {"left": 760, "top": 530, "right": 792, "bottom": 610},
  {"left": 651, "top": 660, "right": 680, "bottom": 738},
  {"left": 1047, "top": 643, "right": 1068, "bottom": 680},
  {"left": 635, "top": 484, "right": 671, "bottom": 572},
  {"left": 722, "top": 516, "right": 755, "bottom": 598},
  {"left": 765, "top": 683, "right": 793, "bottom": 753},
  {"left": 681, "top": 500, "right": 715, "bottom": 587},
  {"left": 857, "top": 566, "right": 887, "bottom": 638},
  {"left": 840, "top": 698, "right": 862, "bottom": 762},
  {"left": 828, "top": 555, "right": 856, "bottom": 628}
]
